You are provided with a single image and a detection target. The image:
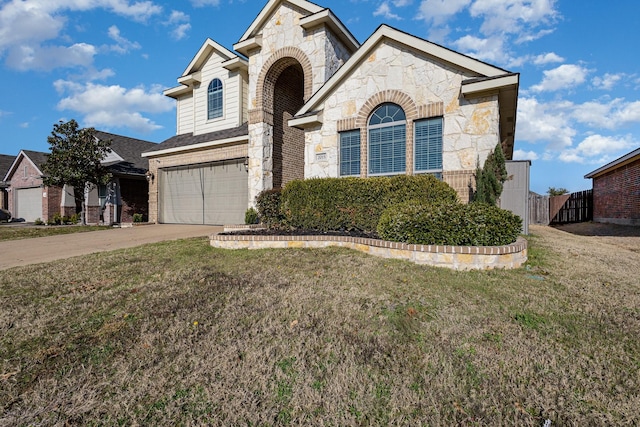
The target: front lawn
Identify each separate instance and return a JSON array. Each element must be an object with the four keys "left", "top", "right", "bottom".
[
  {"left": 0, "top": 225, "right": 111, "bottom": 241},
  {"left": 1, "top": 228, "right": 638, "bottom": 425}
]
